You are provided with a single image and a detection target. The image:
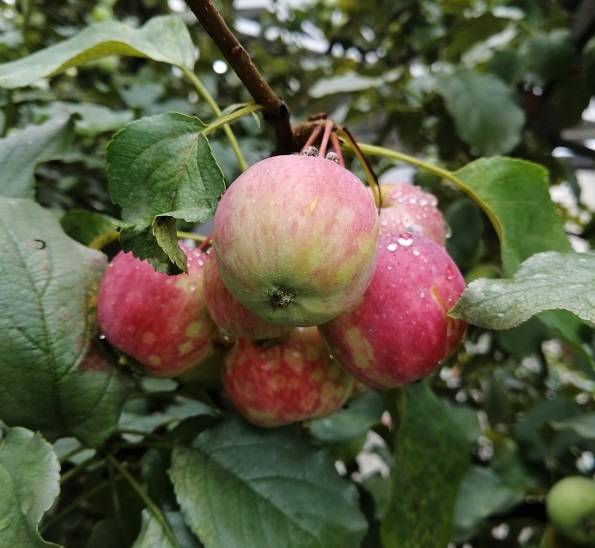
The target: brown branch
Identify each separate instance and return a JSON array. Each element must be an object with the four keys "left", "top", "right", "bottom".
[{"left": 185, "top": 0, "right": 294, "bottom": 154}]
